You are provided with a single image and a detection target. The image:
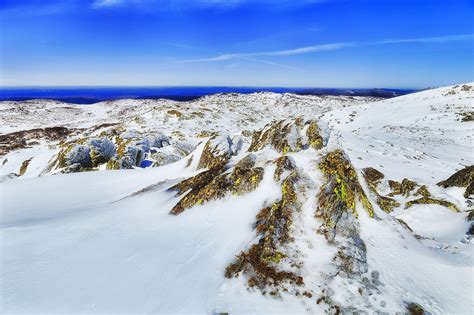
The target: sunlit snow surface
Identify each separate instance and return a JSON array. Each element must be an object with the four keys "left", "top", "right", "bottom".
[{"left": 1, "top": 85, "right": 473, "bottom": 313}]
